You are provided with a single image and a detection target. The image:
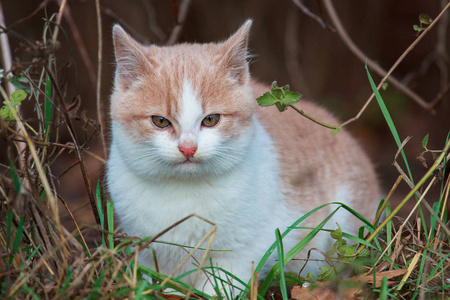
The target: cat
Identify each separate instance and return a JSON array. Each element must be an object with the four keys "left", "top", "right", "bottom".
[{"left": 106, "top": 20, "right": 381, "bottom": 295}]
